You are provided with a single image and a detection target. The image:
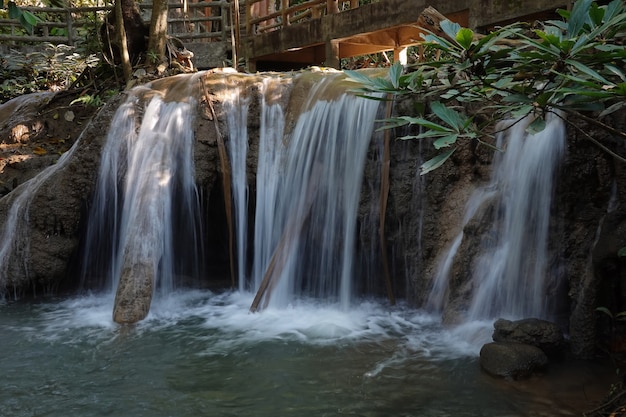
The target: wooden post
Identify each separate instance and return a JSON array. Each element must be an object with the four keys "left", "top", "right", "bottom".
[
  {"left": 231, "top": 0, "right": 240, "bottom": 68},
  {"left": 324, "top": 39, "right": 339, "bottom": 69},
  {"left": 281, "top": 0, "right": 288, "bottom": 27},
  {"left": 66, "top": 8, "right": 74, "bottom": 45},
  {"left": 393, "top": 47, "right": 407, "bottom": 65},
  {"left": 326, "top": 0, "right": 339, "bottom": 14}
]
